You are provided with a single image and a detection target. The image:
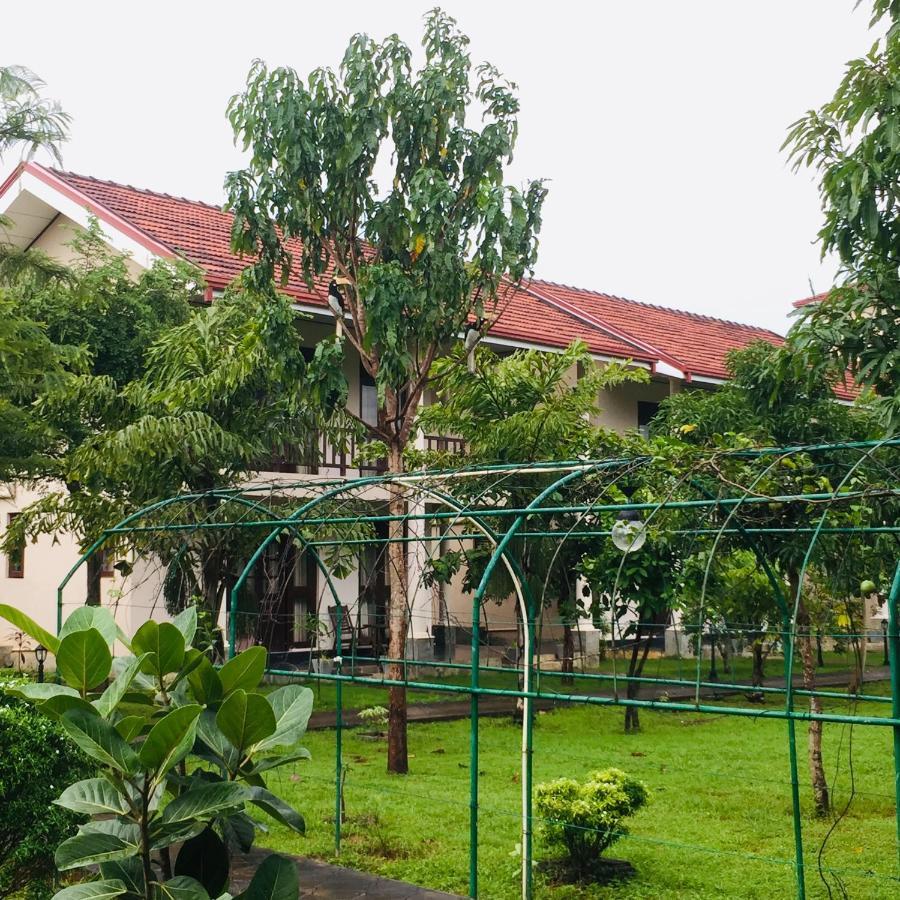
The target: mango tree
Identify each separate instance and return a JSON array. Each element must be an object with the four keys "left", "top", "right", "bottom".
[{"left": 226, "top": 8, "right": 546, "bottom": 772}]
